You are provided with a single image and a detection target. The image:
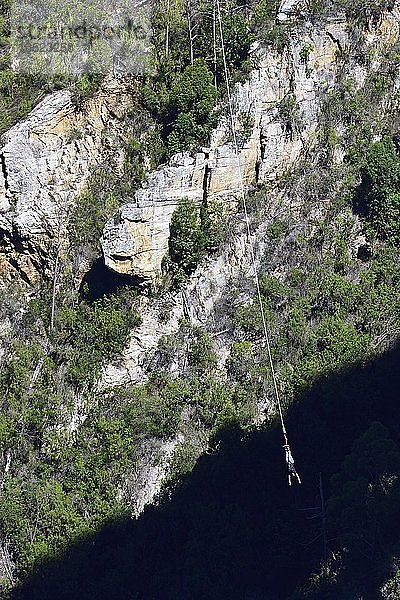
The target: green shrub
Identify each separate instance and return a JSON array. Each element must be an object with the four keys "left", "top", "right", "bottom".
[
  {"left": 266, "top": 220, "right": 288, "bottom": 240},
  {"left": 357, "top": 138, "right": 400, "bottom": 244},
  {"left": 143, "top": 59, "right": 218, "bottom": 155},
  {"left": 69, "top": 184, "right": 120, "bottom": 254},
  {"left": 227, "top": 341, "right": 254, "bottom": 381},
  {"left": 168, "top": 198, "right": 204, "bottom": 264},
  {"left": 214, "top": 13, "right": 253, "bottom": 74},
  {"left": 71, "top": 74, "right": 103, "bottom": 104},
  {"left": 0, "top": 477, "right": 89, "bottom": 578},
  {"left": 277, "top": 93, "right": 302, "bottom": 134},
  {"left": 259, "top": 275, "right": 289, "bottom": 306},
  {"left": 200, "top": 200, "right": 230, "bottom": 251},
  {"left": 123, "top": 137, "right": 147, "bottom": 190},
  {"left": 0, "top": 343, "right": 60, "bottom": 455},
  {"left": 166, "top": 198, "right": 207, "bottom": 281},
  {"left": 188, "top": 329, "right": 217, "bottom": 373},
  {"left": 328, "top": 422, "right": 400, "bottom": 558},
  {"left": 54, "top": 294, "right": 141, "bottom": 388}
]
